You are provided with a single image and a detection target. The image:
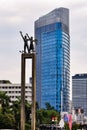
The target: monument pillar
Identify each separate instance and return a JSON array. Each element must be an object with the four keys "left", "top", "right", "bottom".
[
  {"left": 21, "top": 53, "right": 25, "bottom": 130},
  {"left": 31, "top": 53, "right": 36, "bottom": 130}
]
